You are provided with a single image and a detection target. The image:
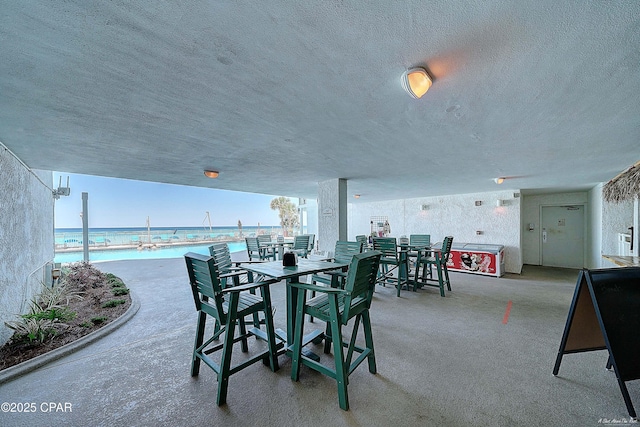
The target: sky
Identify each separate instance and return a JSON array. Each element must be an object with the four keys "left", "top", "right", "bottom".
[{"left": 53, "top": 172, "right": 288, "bottom": 229}]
